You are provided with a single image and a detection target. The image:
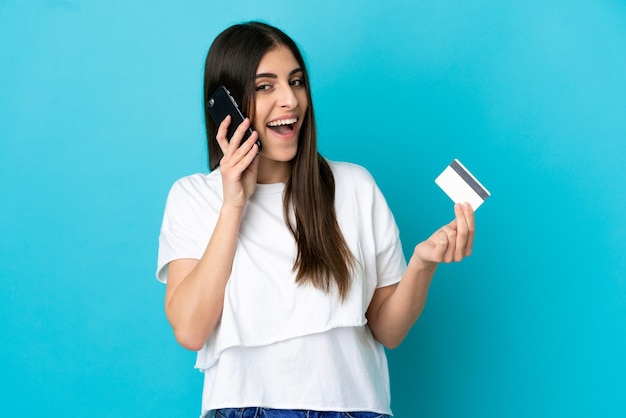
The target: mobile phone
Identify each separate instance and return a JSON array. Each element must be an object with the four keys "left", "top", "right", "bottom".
[{"left": 206, "top": 85, "right": 262, "bottom": 151}]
